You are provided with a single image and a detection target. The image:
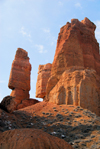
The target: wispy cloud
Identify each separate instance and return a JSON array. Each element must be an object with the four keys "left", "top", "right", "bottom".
[
  {"left": 35, "top": 44, "right": 47, "bottom": 53},
  {"left": 20, "top": 26, "right": 32, "bottom": 42},
  {"left": 42, "top": 28, "right": 56, "bottom": 46},
  {"left": 50, "top": 37, "right": 57, "bottom": 46},
  {"left": 95, "top": 20, "right": 100, "bottom": 43},
  {"left": 20, "top": 27, "right": 31, "bottom": 37},
  {"left": 75, "top": 2, "right": 82, "bottom": 8}
]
